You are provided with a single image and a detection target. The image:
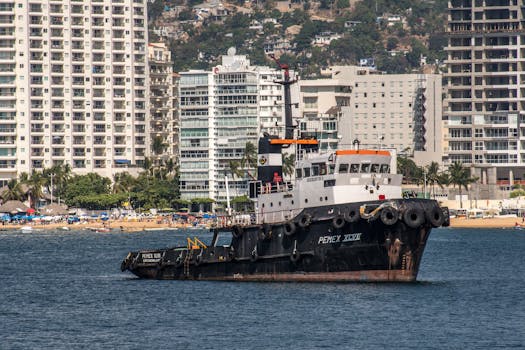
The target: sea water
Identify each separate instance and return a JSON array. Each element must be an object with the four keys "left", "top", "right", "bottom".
[{"left": 0, "top": 227, "right": 524, "bottom": 349}]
